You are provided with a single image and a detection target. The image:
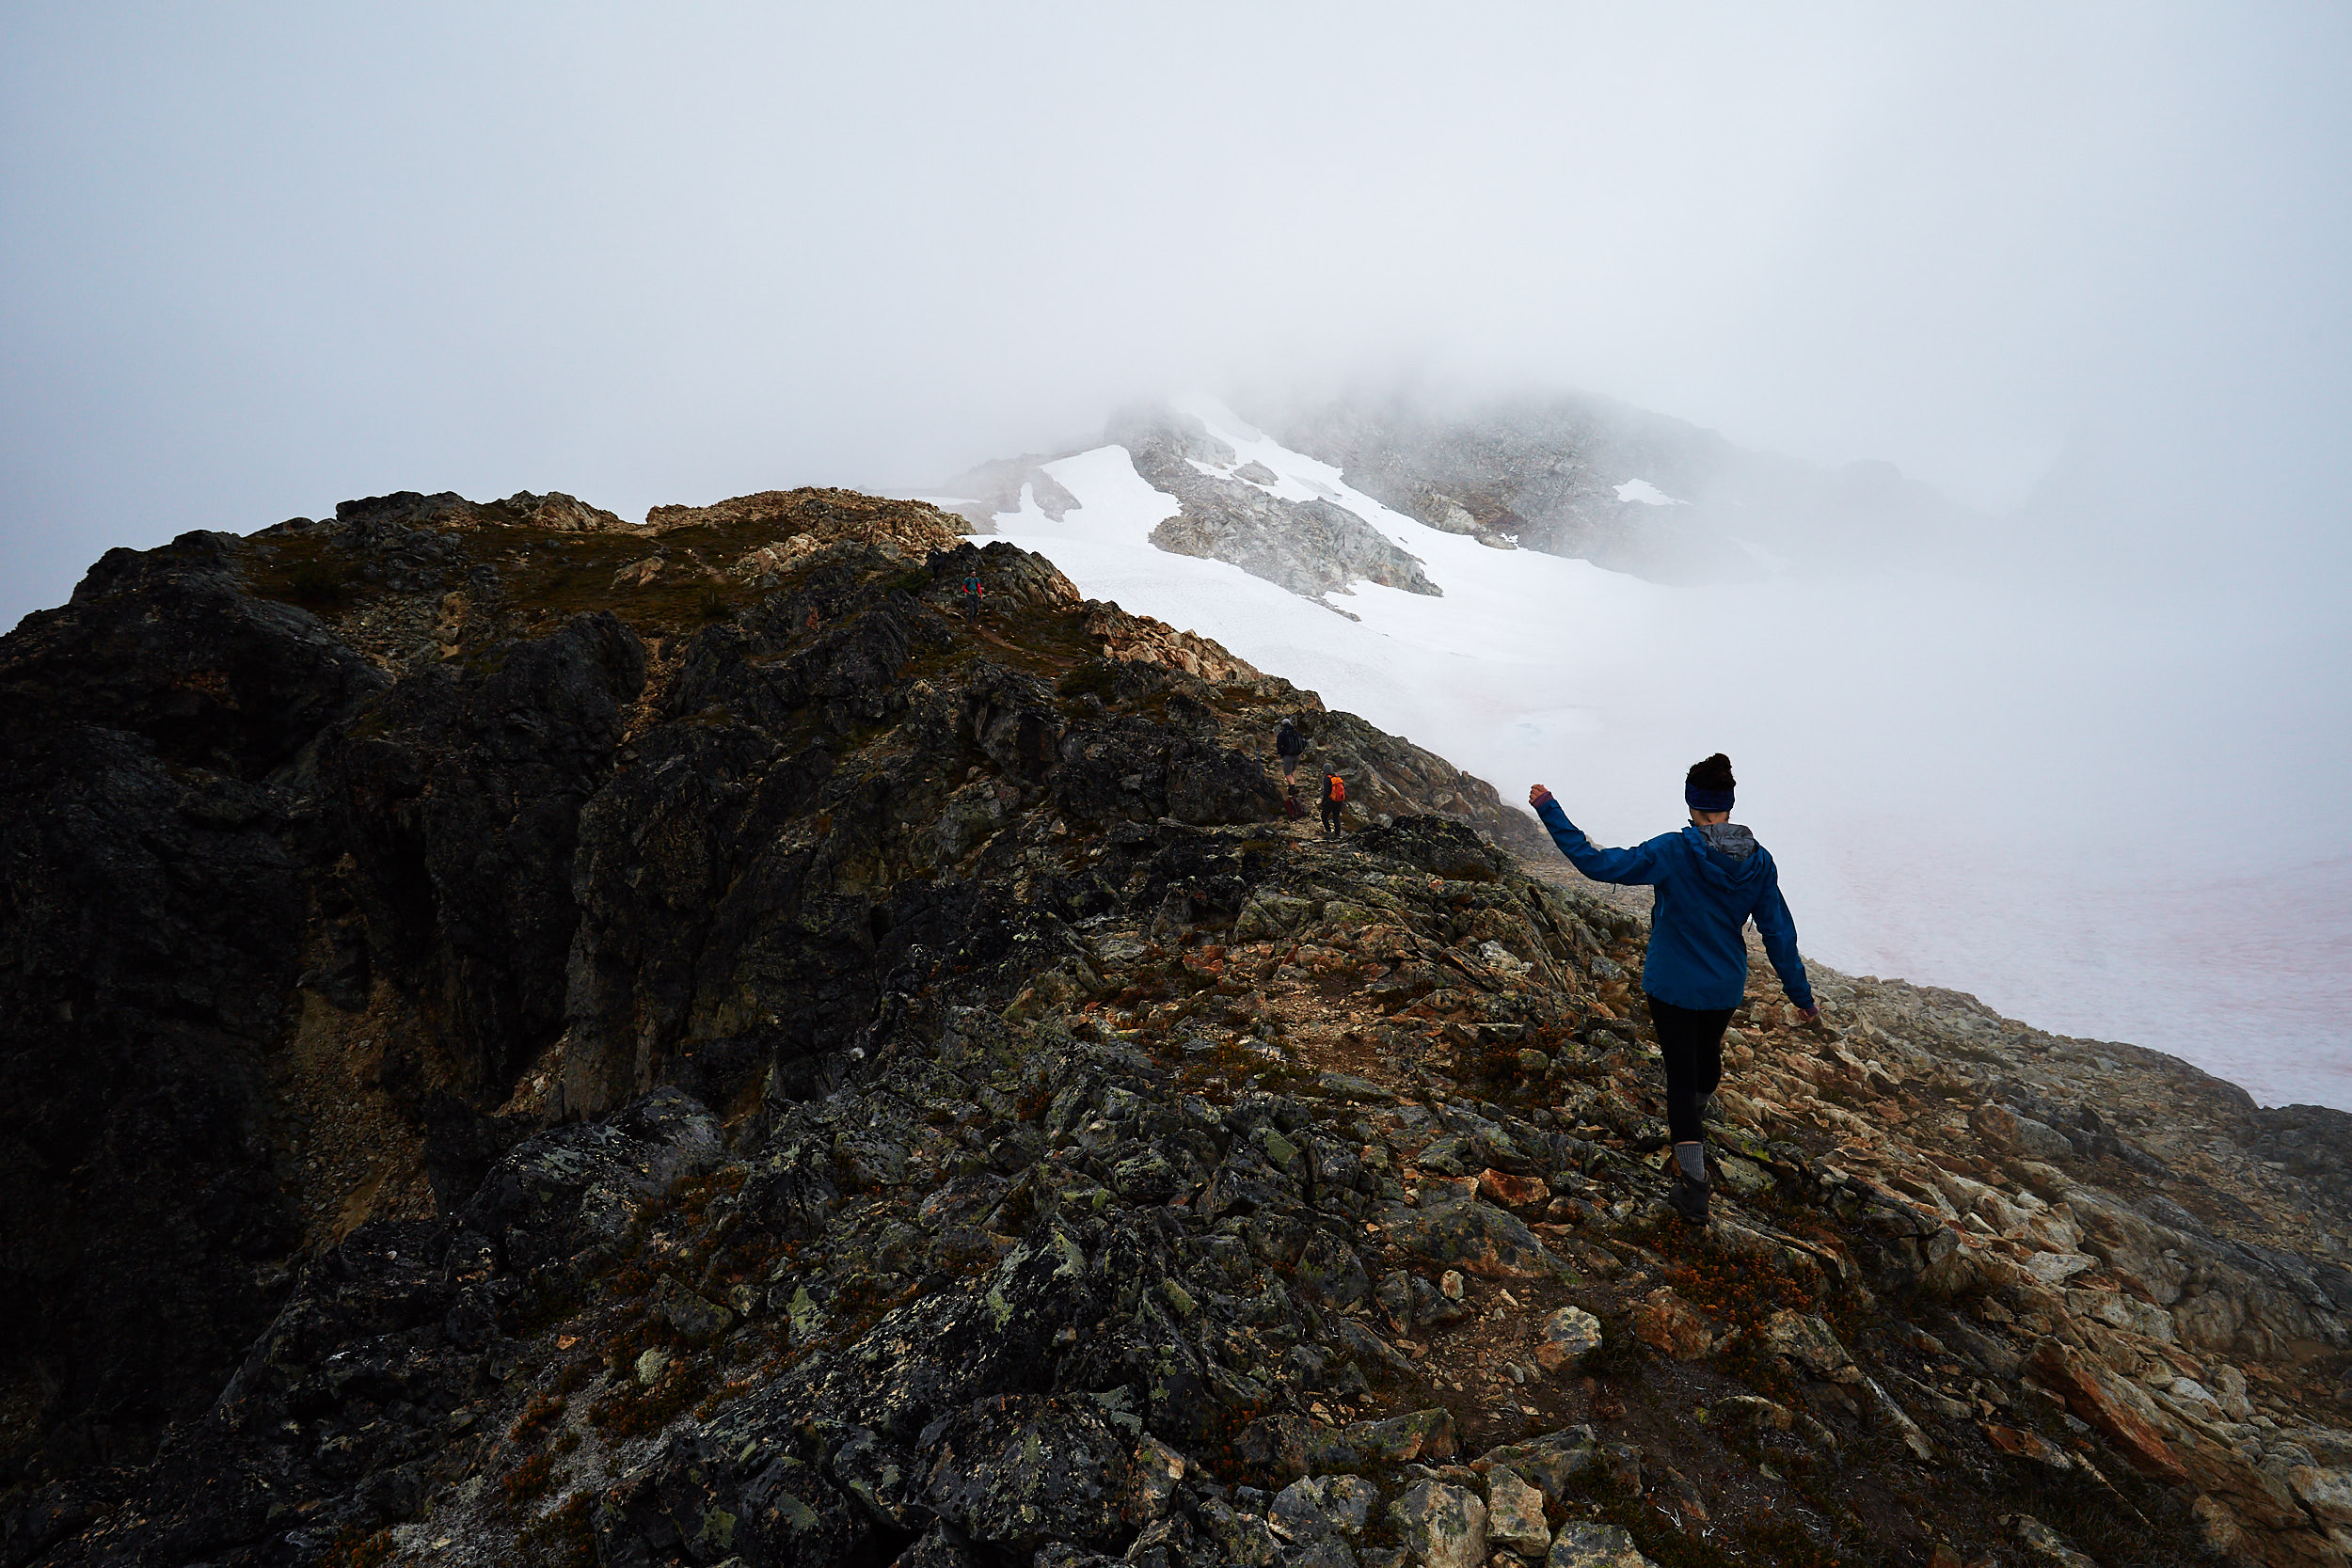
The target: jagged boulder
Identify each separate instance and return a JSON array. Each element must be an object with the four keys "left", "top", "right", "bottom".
[
  {"left": 1389, "top": 1480, "right": 1486, "bottom": 1568},
  {"left": 1239, "top": 1408, "right": 1458, "bottom": 1481},
  {"left": 1629, "top": 1288, "right": 1715, "bottom": 1360},
  {"left": 462, "top": 1087, "right": 723, "bottom": 1271},
  {"left": 1270, "top": 1474, "right": 1380, "bottom": 1542},
  {"left": 920, "top": 1394, "right": 1131, "bottom": 1553},
  {"left": 1386, "top": 1200, "right": 1565, "bottom": 1281},
  {"left": 1478, "top": 1427, "right": 1600, "bottom": 1502},
  {"left": 1353, "top": 816, "right": 1511, "bottom": 882},
  {"left": 1534, "top": 1308, "right": 1604, "bottom": 1374},
  {"left": 1756, "top": 1310, "right": 1861, "bottom": 1384},
  {"left": 1544, "top": 1522, "right": 1657, "bottom": 1567},
  {"left": 1483, "top": 1466, "right": 1549, "bottom": 1559}
]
